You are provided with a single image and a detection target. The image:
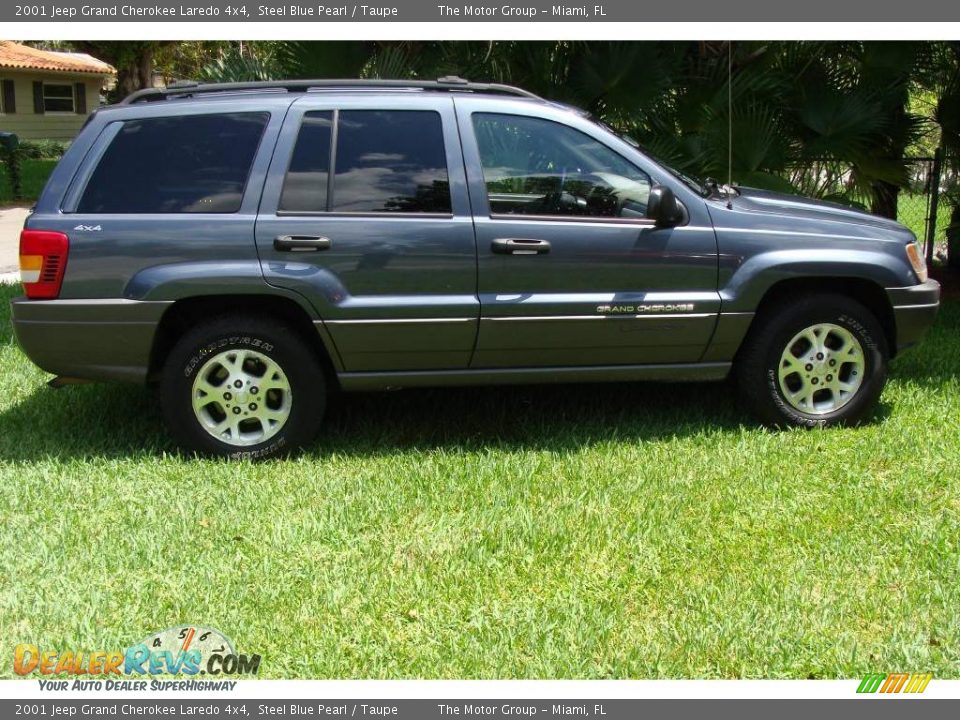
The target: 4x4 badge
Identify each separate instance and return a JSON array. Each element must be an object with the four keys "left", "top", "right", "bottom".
[{"left": 73, "top": 224, "right": 102, "bottom": 232}]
